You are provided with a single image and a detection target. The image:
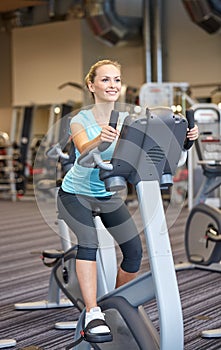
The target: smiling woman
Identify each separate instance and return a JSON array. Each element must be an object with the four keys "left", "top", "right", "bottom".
[
  {"left": 71, "top": 60, "right": 123, "bottom": 152},
  {"left": 57, "top": 59, "right": 143, "bottom": 341},
  {"left": 85, "top": 59, "right": 122, "bottom": 104}
]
